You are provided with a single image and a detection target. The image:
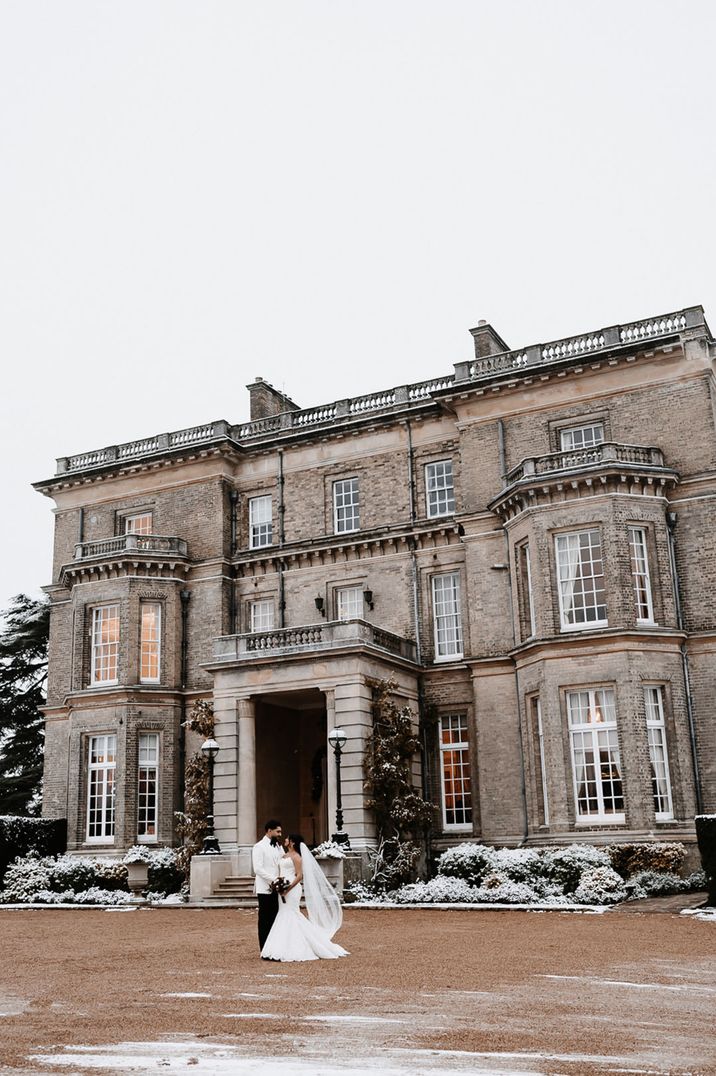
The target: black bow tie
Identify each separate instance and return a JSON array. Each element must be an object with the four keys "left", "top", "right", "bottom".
[{"left": 270, "top": 838, "right": 279, "bottom": 847}]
